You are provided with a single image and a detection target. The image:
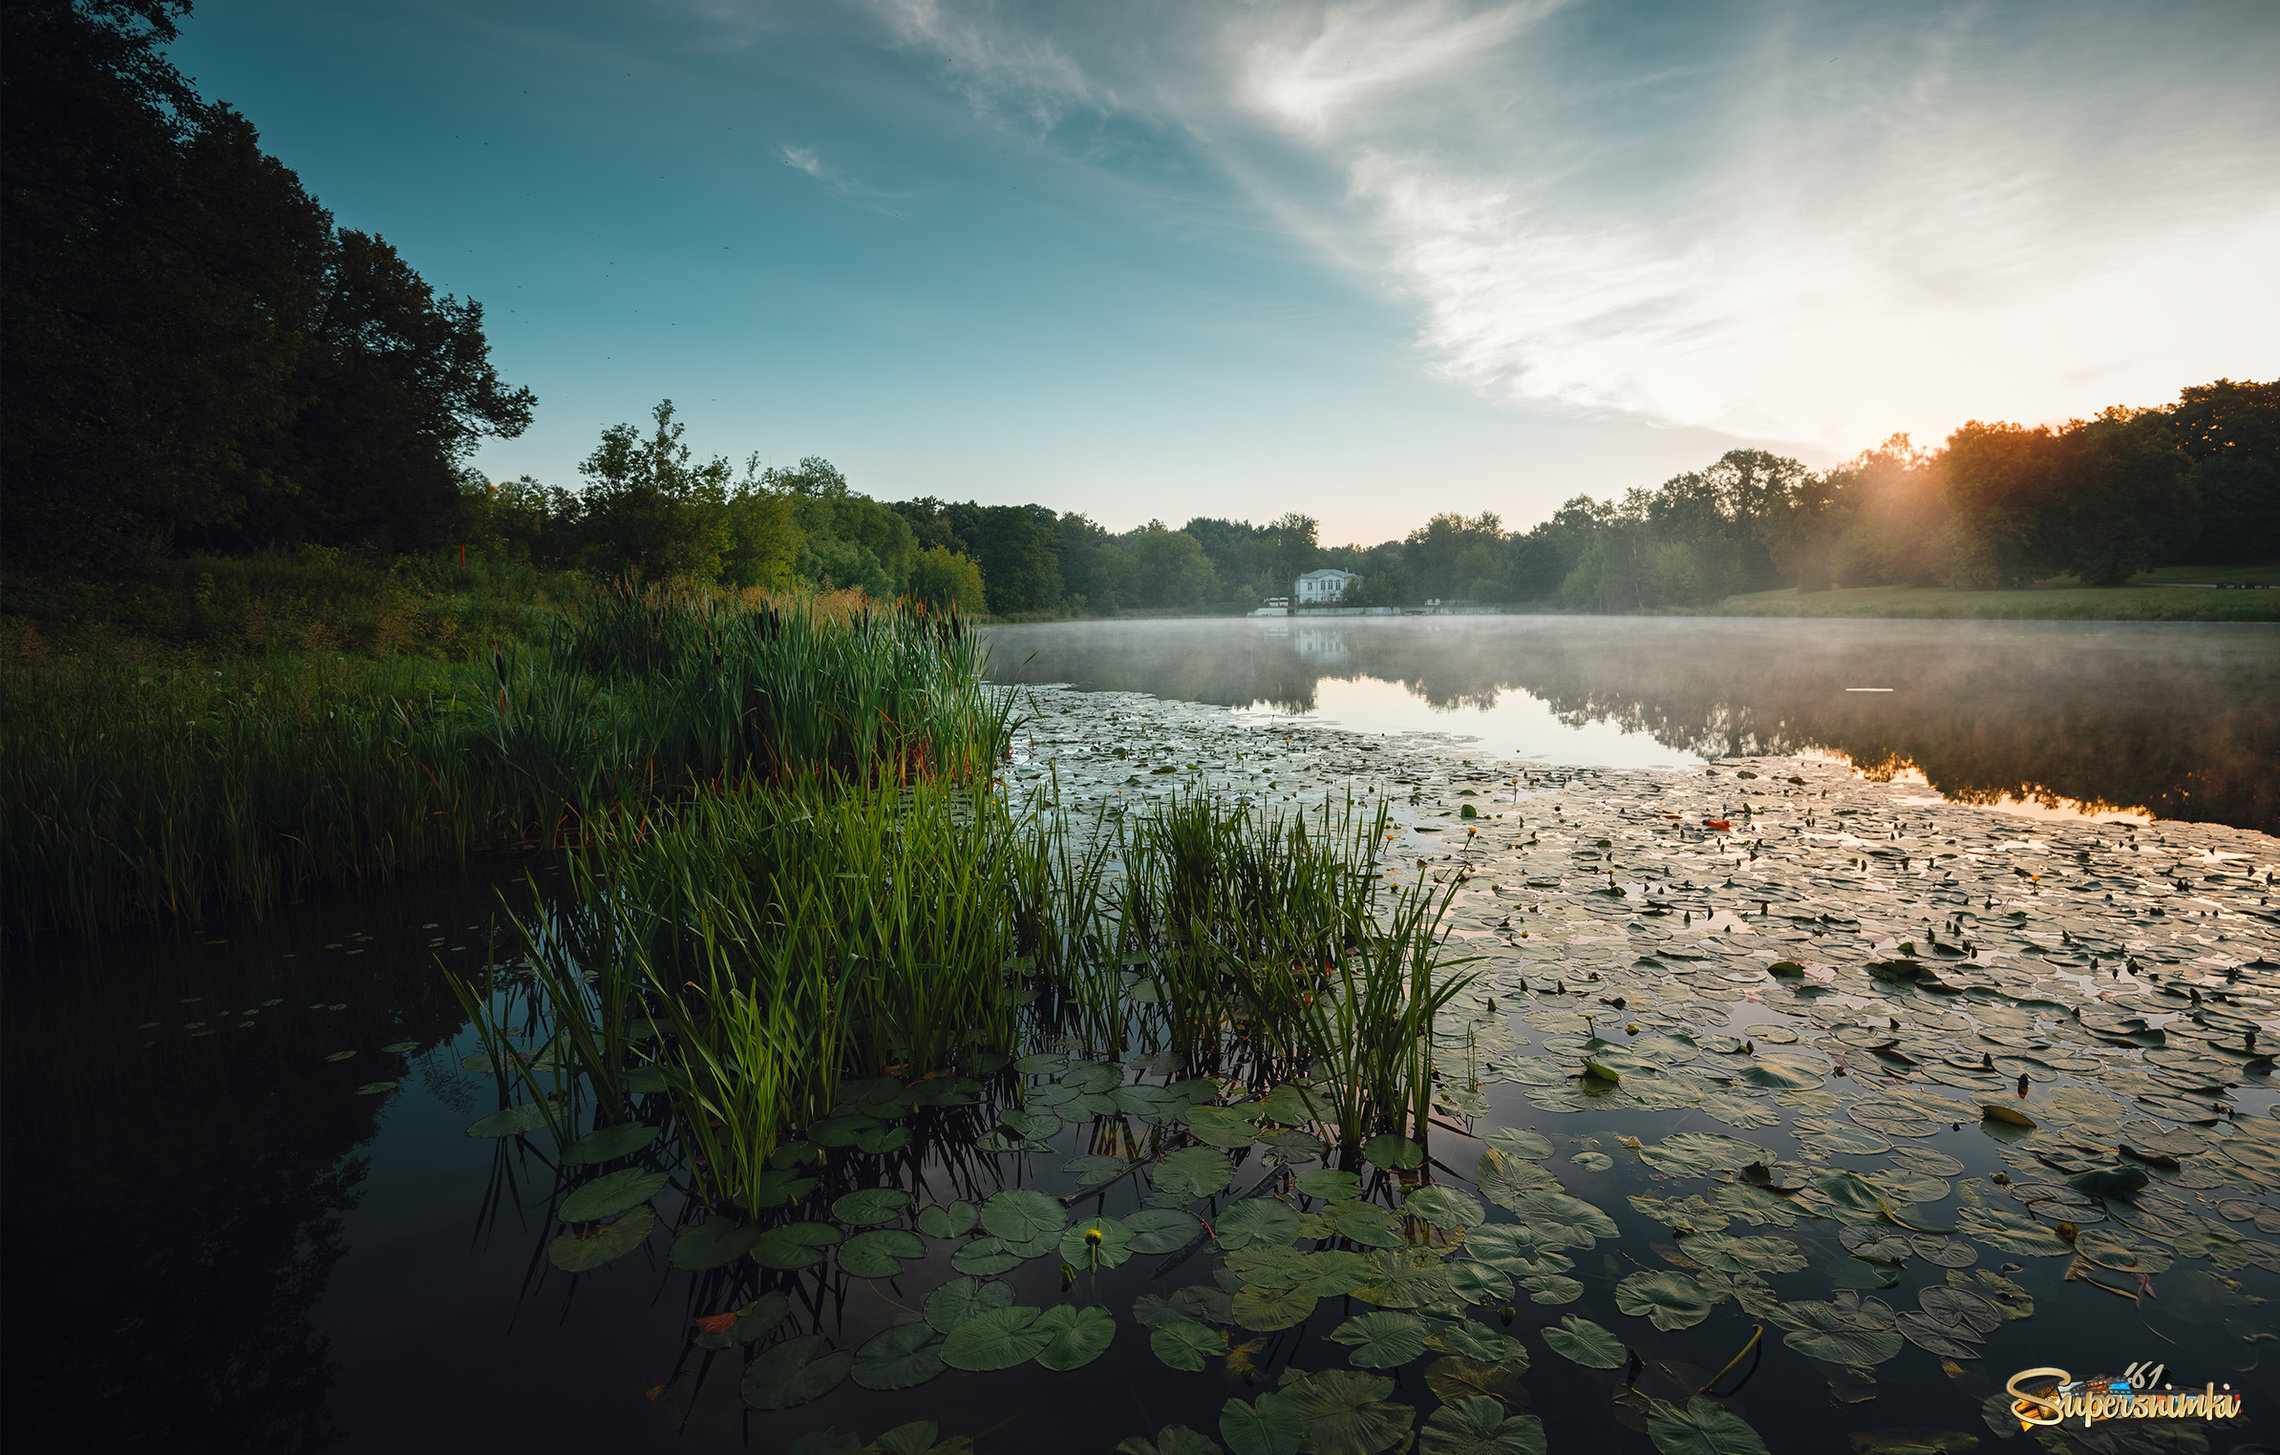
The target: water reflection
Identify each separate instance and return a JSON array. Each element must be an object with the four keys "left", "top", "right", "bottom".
[{"left": 984, "top": 616, "right": 2280, "bottom": 833}]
